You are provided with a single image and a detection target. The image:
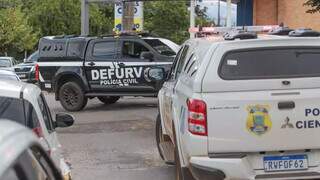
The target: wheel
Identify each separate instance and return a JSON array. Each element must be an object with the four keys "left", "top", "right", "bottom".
[
  {"left": 156, "top": 114, "right": 165, "bottom": 160},
  {"left": 98, "top": 96, "right": 120, "bottom": 104},
  {"left": 59, "top": 82, "right": 88, "bottom": 111}
]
